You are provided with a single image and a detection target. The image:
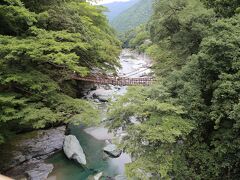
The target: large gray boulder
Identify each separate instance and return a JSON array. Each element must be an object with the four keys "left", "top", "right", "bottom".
[
  {"left": 103, "top": 144, "right": 122, "bottom": 158},
  {"left": 63, "top": 135, "right": 87, "bottom": 165}
]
